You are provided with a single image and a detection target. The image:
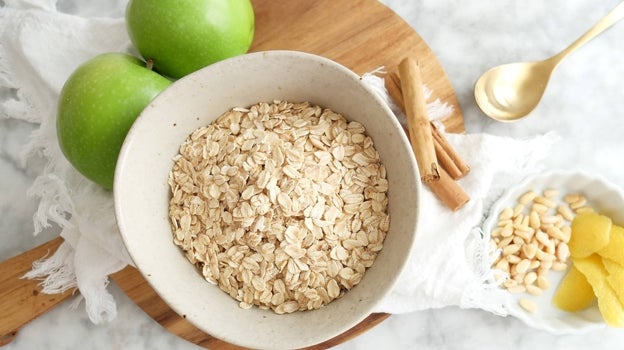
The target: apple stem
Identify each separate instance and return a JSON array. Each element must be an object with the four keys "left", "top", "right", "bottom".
[{"left": 146, "top": 59, "right": 154, "bottom": 71}]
